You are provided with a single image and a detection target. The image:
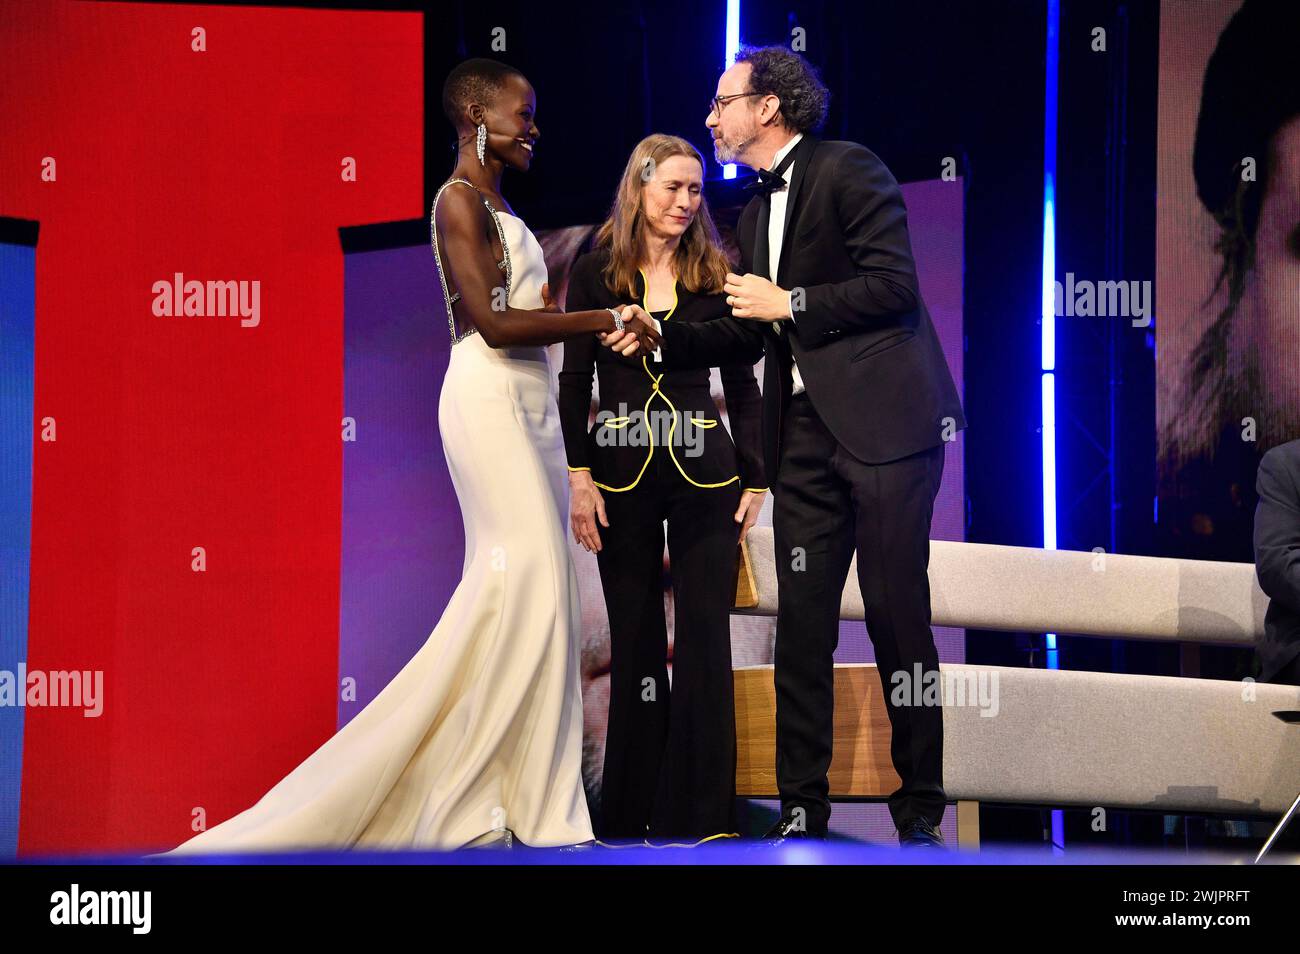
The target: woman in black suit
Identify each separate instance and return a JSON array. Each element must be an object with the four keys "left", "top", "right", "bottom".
[{"left": 559, "top": 134, "right": 766, "bottom": 844}]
